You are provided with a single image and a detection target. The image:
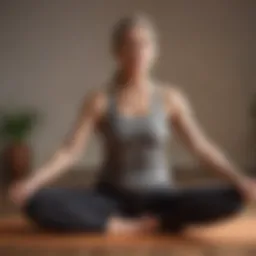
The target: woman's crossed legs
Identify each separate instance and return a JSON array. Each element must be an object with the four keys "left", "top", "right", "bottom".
[{"left": 24, "top": 184, "right": 243, "bottom": 234}]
